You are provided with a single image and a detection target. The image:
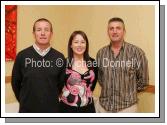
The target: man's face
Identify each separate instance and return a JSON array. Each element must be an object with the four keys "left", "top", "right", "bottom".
[
  {"left": 108, "top": 21, "right": 125, "bottom": 43},
  {"left": 33, "top": 21, "right": 53, "bottom": 45}
]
